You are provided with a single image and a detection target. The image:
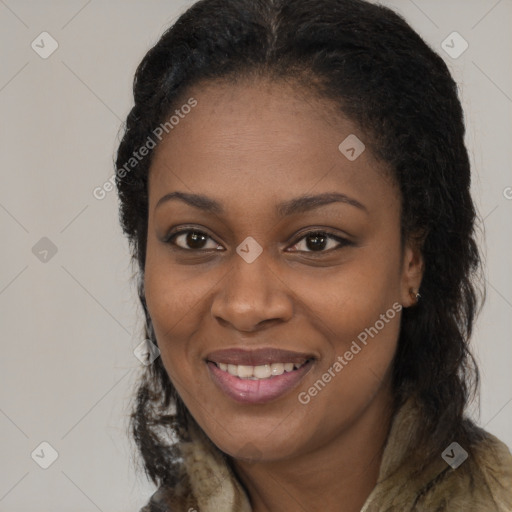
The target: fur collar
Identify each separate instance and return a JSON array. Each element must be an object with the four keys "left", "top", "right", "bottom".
[{"left": 141, "top": 397, "right": 512, "bottom": 511}]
